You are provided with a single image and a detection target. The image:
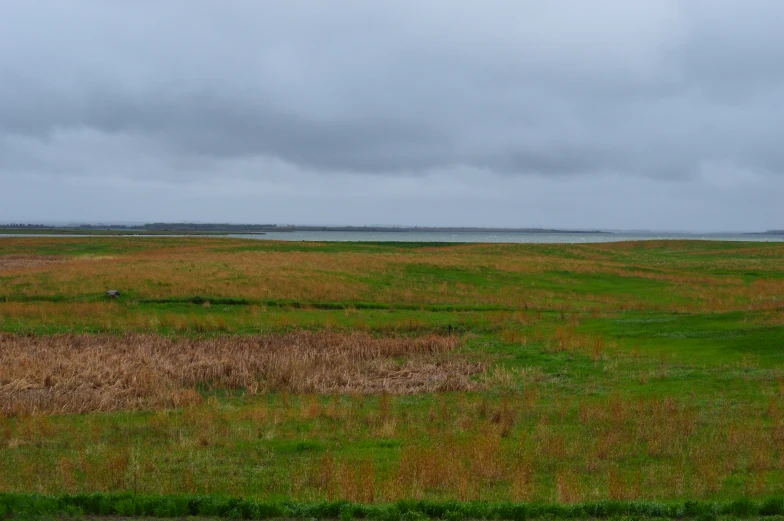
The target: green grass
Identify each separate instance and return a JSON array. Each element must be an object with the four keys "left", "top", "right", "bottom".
[
  {"left": 1, "top": 237, "right": 784, "bottom": 512},
  {"left": 580, "top": 312, "right": 784, "bottom": 366},
  {"left": 3, "top": 492, "right": 784, "bottom": 520}
]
